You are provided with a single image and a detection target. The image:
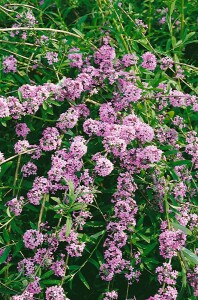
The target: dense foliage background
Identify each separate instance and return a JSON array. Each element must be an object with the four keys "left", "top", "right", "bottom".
[{"left": 0, "top": 1, "right": 197, "bottom": 299}]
